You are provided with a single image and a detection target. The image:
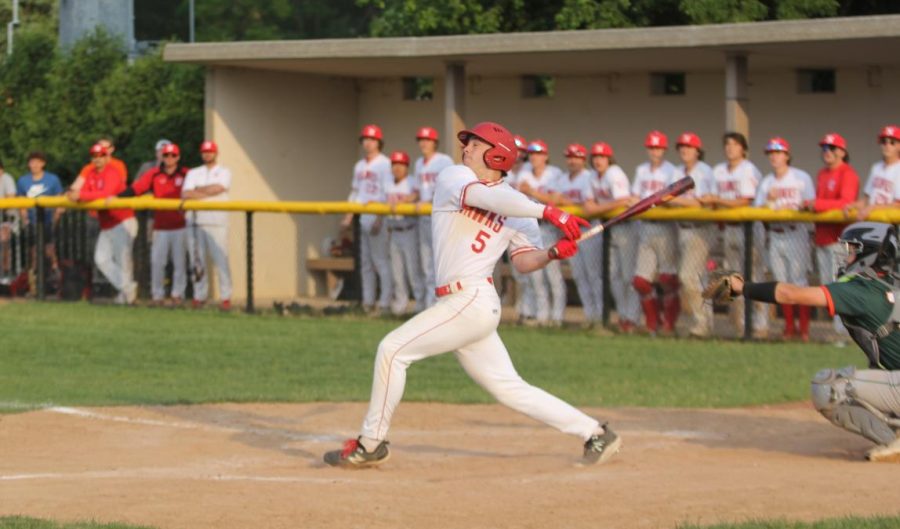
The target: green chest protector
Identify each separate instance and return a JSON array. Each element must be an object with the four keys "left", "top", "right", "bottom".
[{"left": 839, "top": 268, "right": 900, "bottom": 370}]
